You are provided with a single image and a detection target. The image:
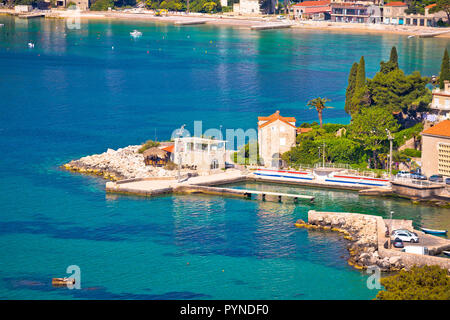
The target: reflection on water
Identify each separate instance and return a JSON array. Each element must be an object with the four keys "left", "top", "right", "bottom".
[{"left": 224, "top": 181, "right": 450, "bottom": 234}]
